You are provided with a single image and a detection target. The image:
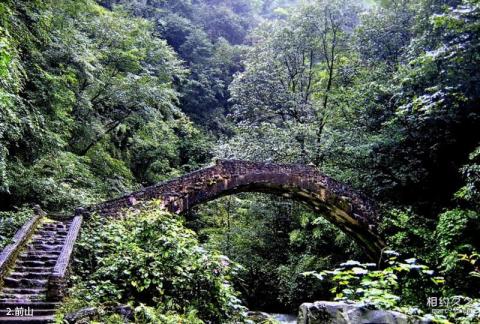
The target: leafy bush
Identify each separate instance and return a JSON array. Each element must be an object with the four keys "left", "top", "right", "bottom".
[
  {"left": 133, "top": 305, "right": 204, "bottom": 324},
  {"left": 276, "top": 254, "right": 333, "bottom": 310},
  {"left": 455, "top": 146, "right": 480, "bottom": 208},
  {"left": 303, "top": 250, "right": 480, "bottom": 323},
  {"left": 9, "top": 152, "right": 106, "bottom": 210},
  {"left": 191, "top": 195, "right": 363, "bottom": 312},
  {"left": 444, "top": 296, "right": 480, "bottom": 324},
  {"left": 379, "top": 208, "right": 436, "bottom": 260},
  {"left": 437, "top": 209, "right": 480, "bottom": 270},
  {"left": 0, "top": 207, "right": 33, "bottom": 249},
  {"left": 57, "top": 201, "right": 247, "bottom": 323},
  {"left": 303, "top": 250, "right": 444, "bottom": 311},
  {"left": 436, "top": 209, "right": 480, "bottom": 295},
  {"left": 86, "top": 146, "right": 135, "bottom": 194}
]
